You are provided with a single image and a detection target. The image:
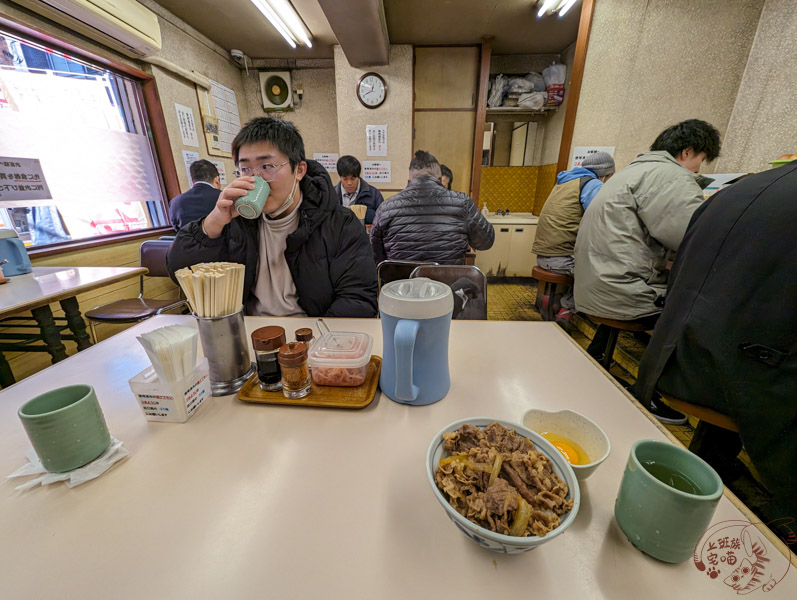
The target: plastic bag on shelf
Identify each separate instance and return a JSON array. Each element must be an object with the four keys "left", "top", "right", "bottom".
[
  {"left": 507, "top": 77, "right": 534, "bottom": 94},
  {"left": 524, "top": 72, "right": 546, "bottom": 92},
  {"left": 543, "top": 62, "right": 567, "bottom": 106},
  {"left": 488, "top": 74, "right": 508, "bottom": 108},
  {"left": 517, "top": 92, "right": 547, "bottom": 110}
]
